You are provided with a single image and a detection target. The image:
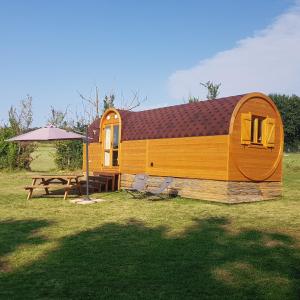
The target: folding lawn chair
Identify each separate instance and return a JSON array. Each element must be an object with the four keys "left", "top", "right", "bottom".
[
  {"left": 123, "top": 174, "right": 149, "bottom": 198},
  {"left": 145, "top": 177, "right": 173, "bottom": 200}
]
